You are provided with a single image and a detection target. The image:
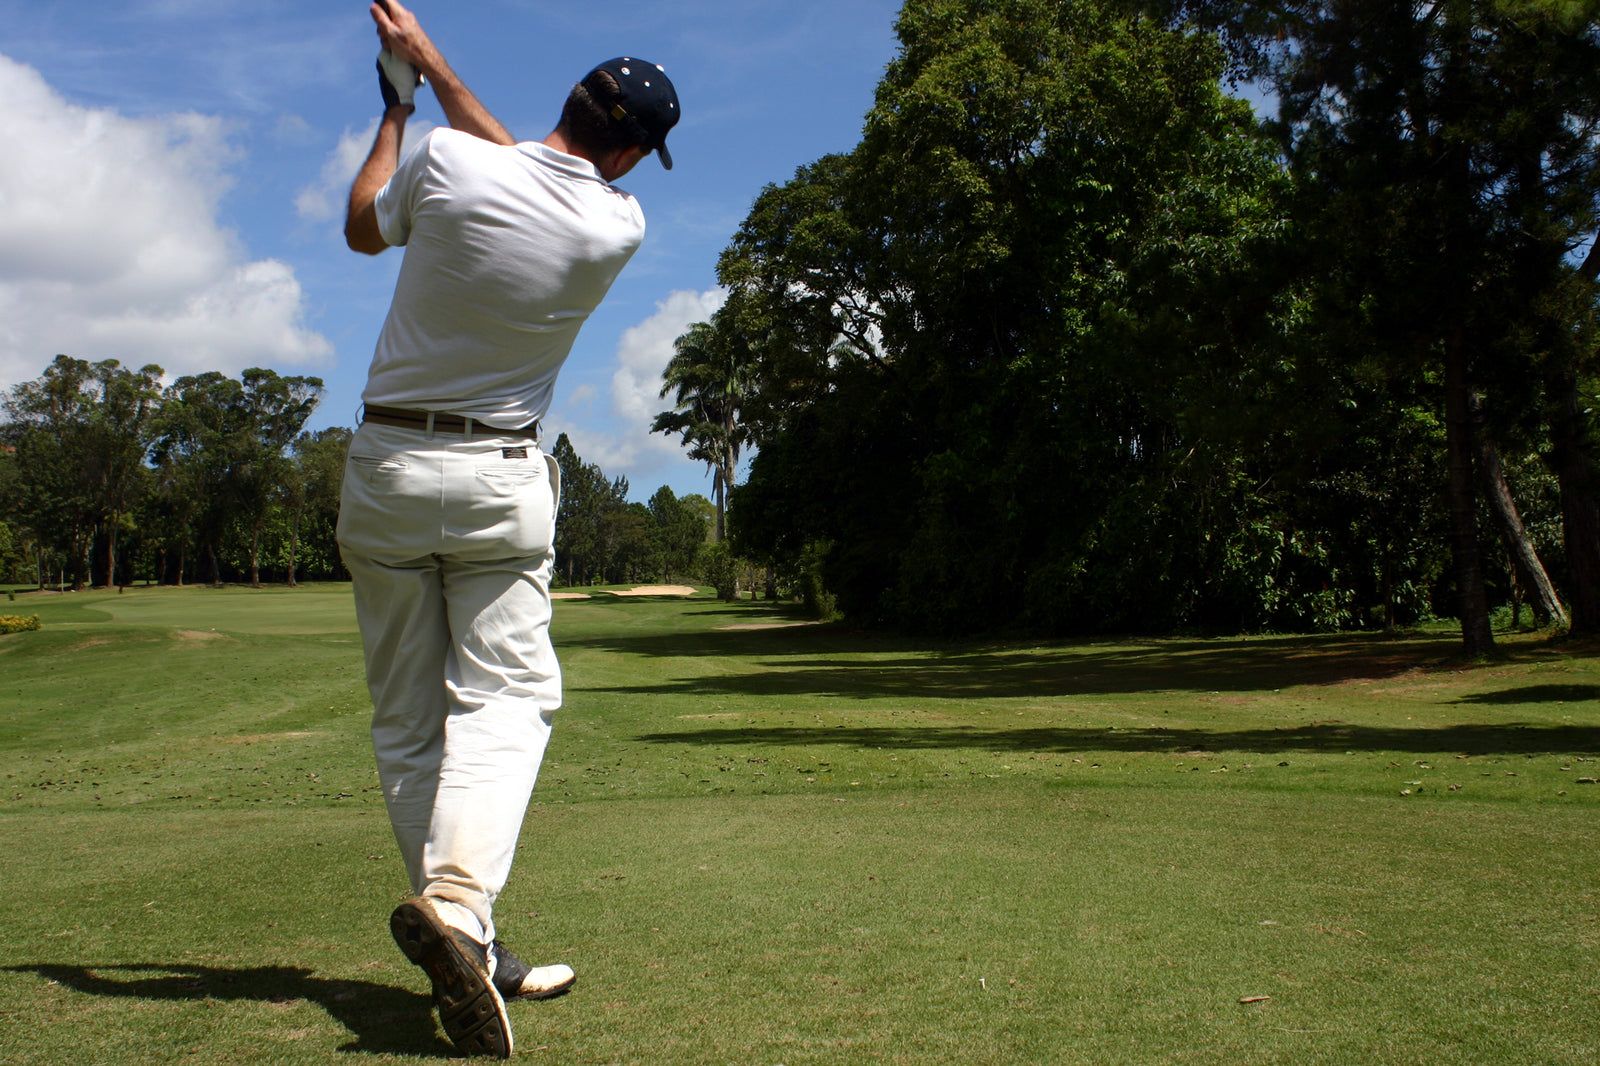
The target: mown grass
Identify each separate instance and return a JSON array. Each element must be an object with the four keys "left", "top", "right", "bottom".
[{"left": 1, "top": 585, "right": 1597, "bottom": 1064}]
